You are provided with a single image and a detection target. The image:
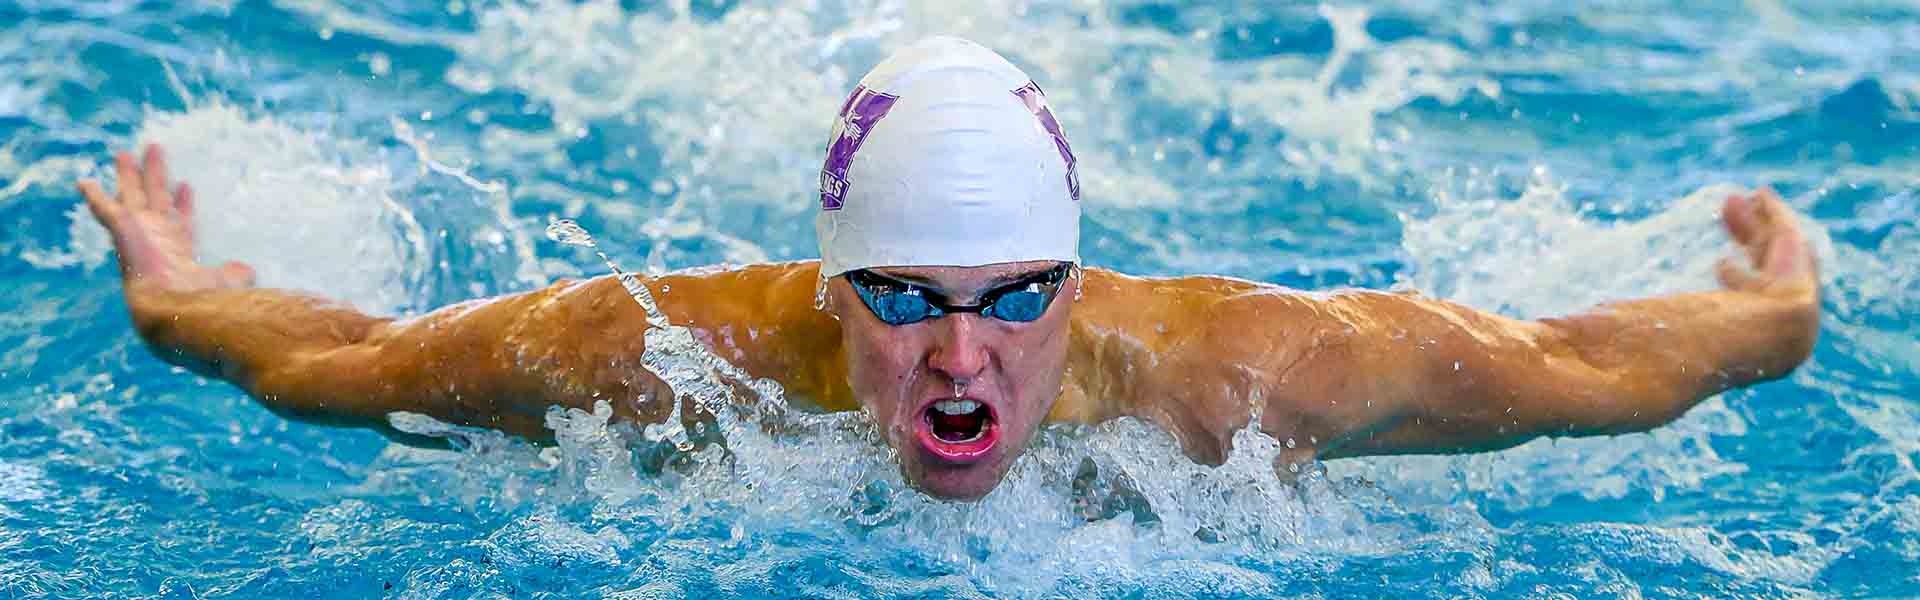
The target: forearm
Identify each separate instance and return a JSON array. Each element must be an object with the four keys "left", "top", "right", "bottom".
[
  {"left": 126, "top": 281, "right": 569, "bottom": 439},
  {"left": 1287, "top": 285, "right": 1817, "bottom": 458},
  {"left": 127, "top": 283, "right": 387, "bottom": 388},
  {"left": 1537, "top": 287, "right": 1818, "bottom": 432}
]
